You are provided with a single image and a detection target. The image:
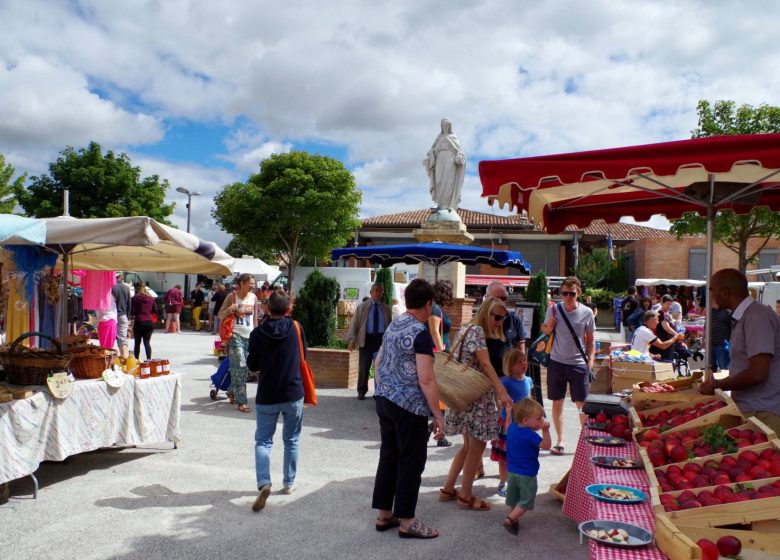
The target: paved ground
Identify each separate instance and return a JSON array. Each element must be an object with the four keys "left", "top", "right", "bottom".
[{"left": 1, "top": 329, "right": 602, "bottom": 560}]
